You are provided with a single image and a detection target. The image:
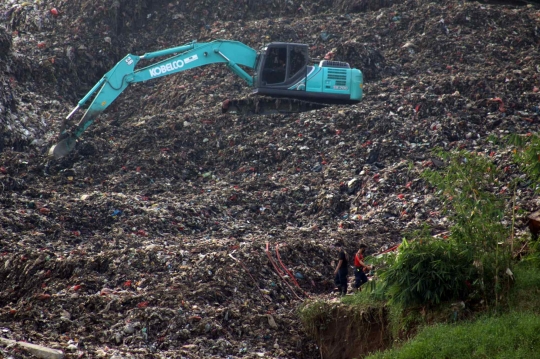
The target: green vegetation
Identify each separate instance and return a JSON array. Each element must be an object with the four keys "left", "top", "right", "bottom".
[
  {"left": 507, "top": 261, "right": 540, "bottom": 312},
  {"left": 509, "top": 133, "right": 540, "bottom": 189},
  {"left": 340, "top": 286, "right": 382, "bottom": 306},
  {"left": 370, "top": 150, "right": 513, "bottom": 312},
  {"left": 509, "top": 133, "right": 540, "bottom": 266},
  {"left": 375, "top": 235, "right": 472, "bottom": 307},
  {"left": 422, "top": 150, "right": 513, "bottom": 307},
  {"left": 366, "top": 261, "right": 540, "bottom": 358},
  {"left": 366, "top": 311, "right": 540, "bottom": 359}
]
